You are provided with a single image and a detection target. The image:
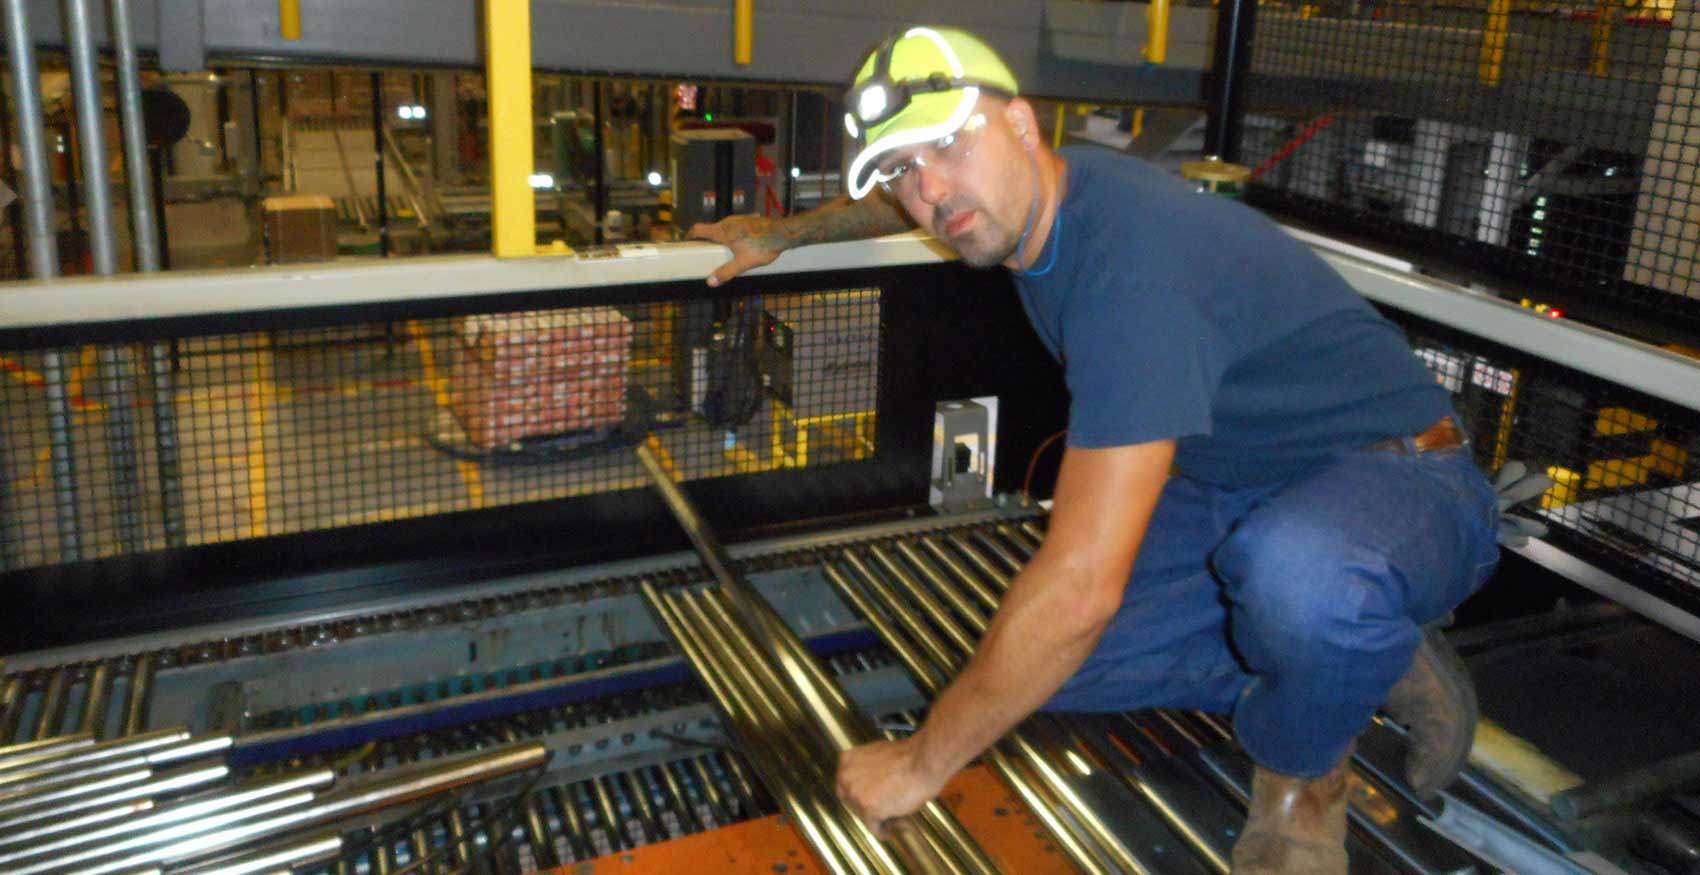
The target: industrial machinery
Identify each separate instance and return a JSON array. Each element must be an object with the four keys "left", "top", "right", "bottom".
[{"left": 5, "top": 232, "right": 1696, "bottom": 874}]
